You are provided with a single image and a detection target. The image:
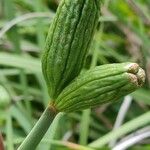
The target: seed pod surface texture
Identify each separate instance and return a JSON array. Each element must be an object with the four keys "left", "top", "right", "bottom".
[
  {"left": 54, "top": 63, "right": 145, "bottom": 112},
  {"left": 42, "top": 0, "right": 100, "bottom": 99}
]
